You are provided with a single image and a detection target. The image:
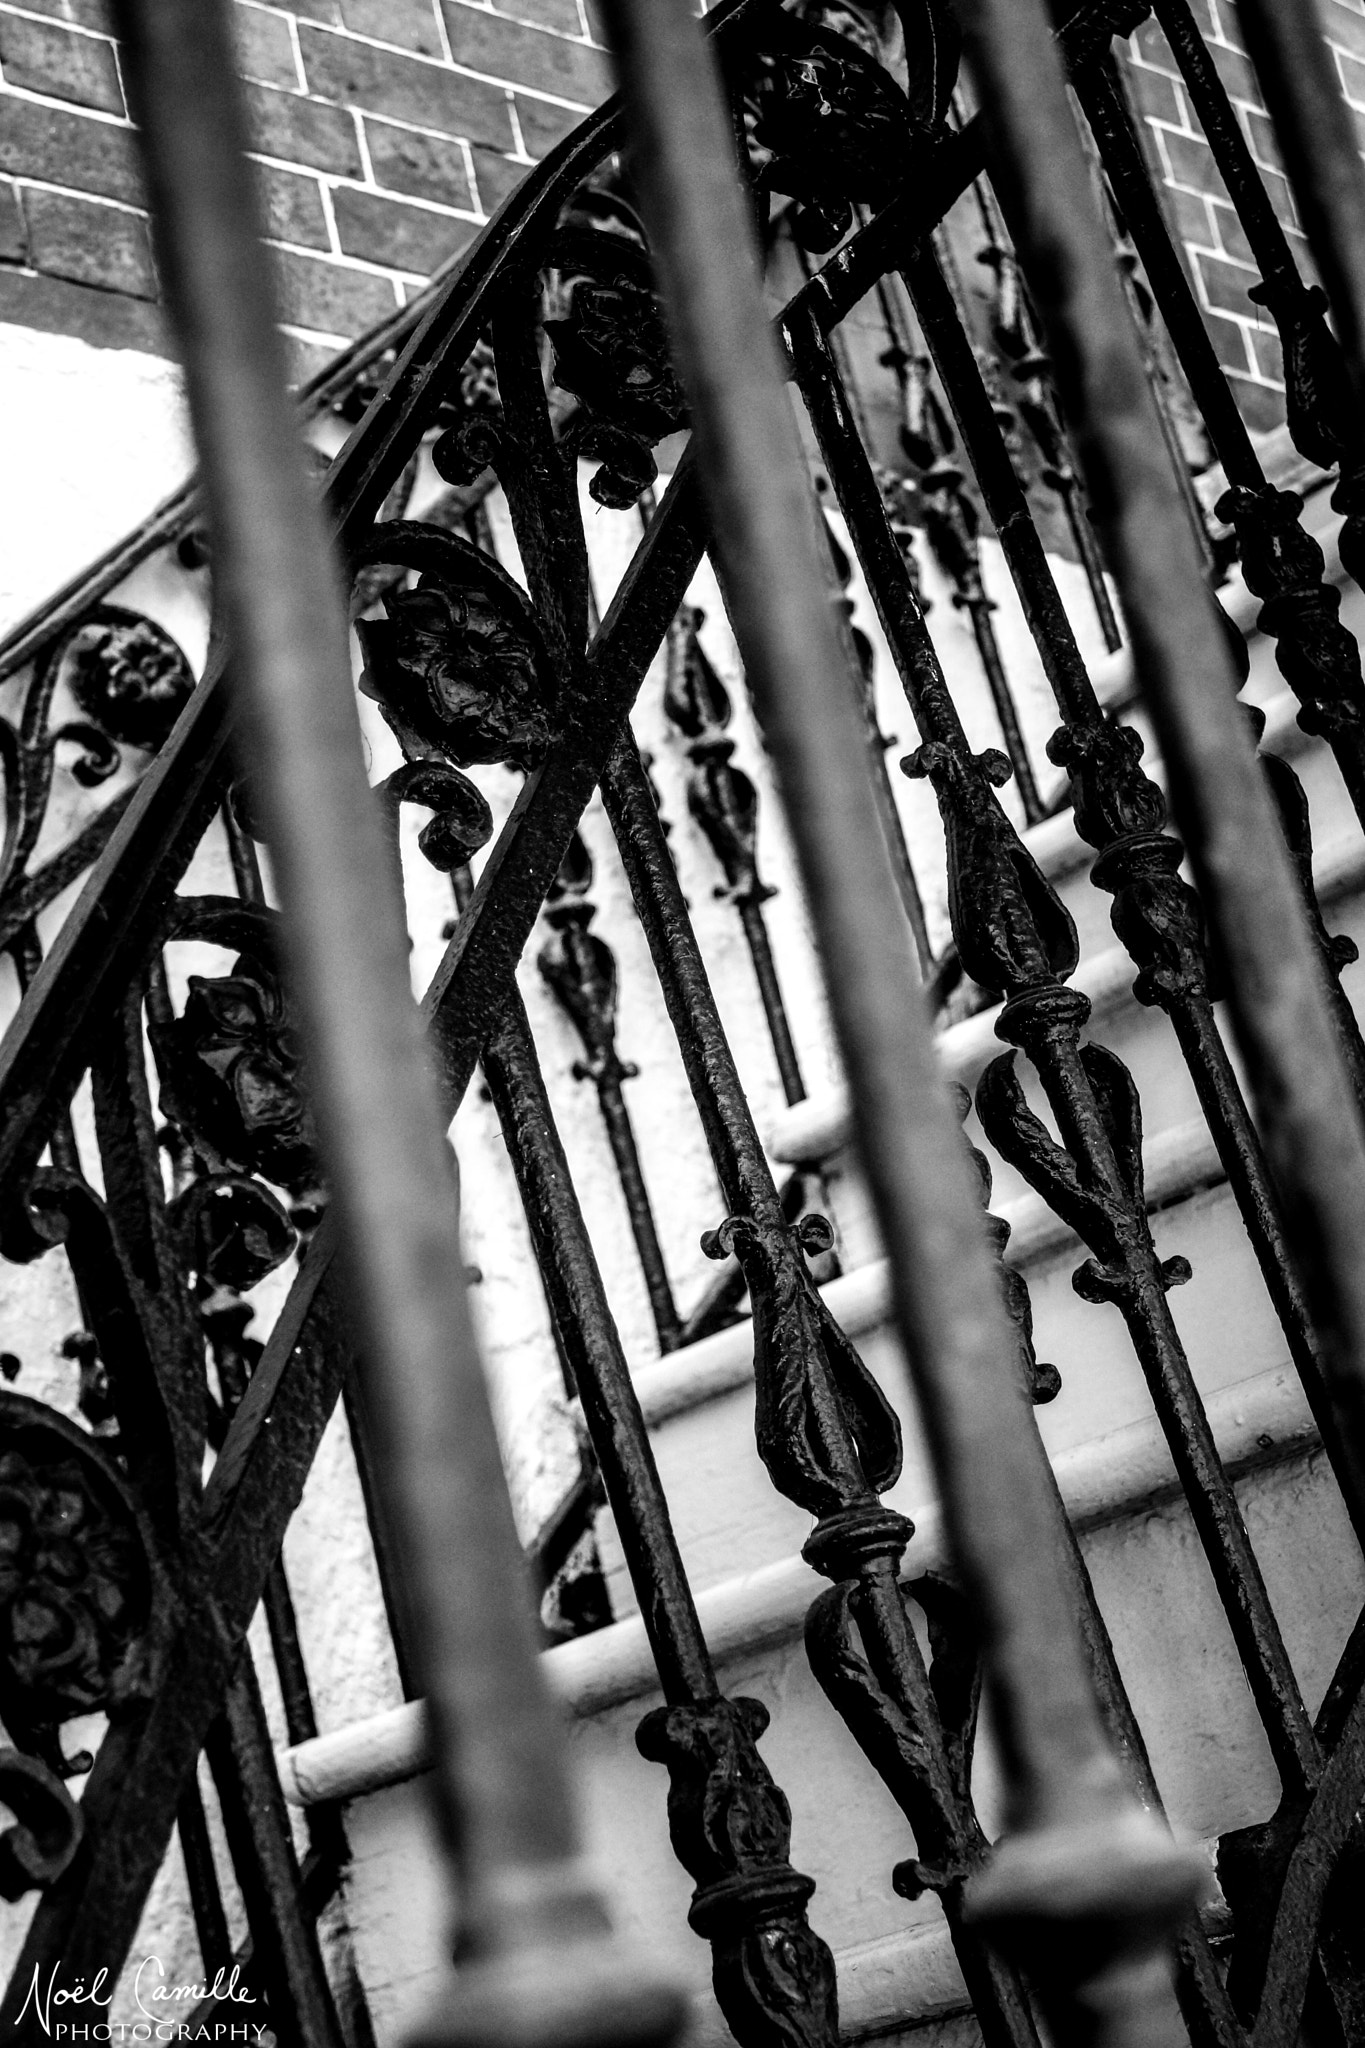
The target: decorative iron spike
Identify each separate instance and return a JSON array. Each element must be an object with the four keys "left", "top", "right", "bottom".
[
  {"left": 1254, "top": 718, "right": 1365, "bottom": 1117},
  {"left": 899, "top": 235, "right": 1365, "bottom": 1585},
  {"left": 538, "top": 833, "right": 684, "bottom": 1351},
  {"left": 475, "top": 971, "right": 840, "bottom": 2045},
  {"left": 663, "top": 607, "right": 771, "bottom": 910},
  {"left": 663, "top": 607, "right": 809, "bottom": 1101},
  {"left": 954, "top": 1087, "right": 1248, "bottom": 2048},
  {"left": 636, "top": 1697, "right": 840, "bottom": 2048},
  {"left": 792, "top": 297, "right": 1325, "bottom": 1818},
  {"left": 976, "top": 229, "right": 1123, "bottom": 650},
  {"left": 1217, "top": 482, "right": 1365, "bottom": 807},
  {"left": 539, "top": 836, "right": 634, "bottom": 1089},
  {"left": 903, "top": 382, "right": 1048, "bottom": 827},
  {"left": 601, "top": 738, "right": 1041, "bottom": 2046}
]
